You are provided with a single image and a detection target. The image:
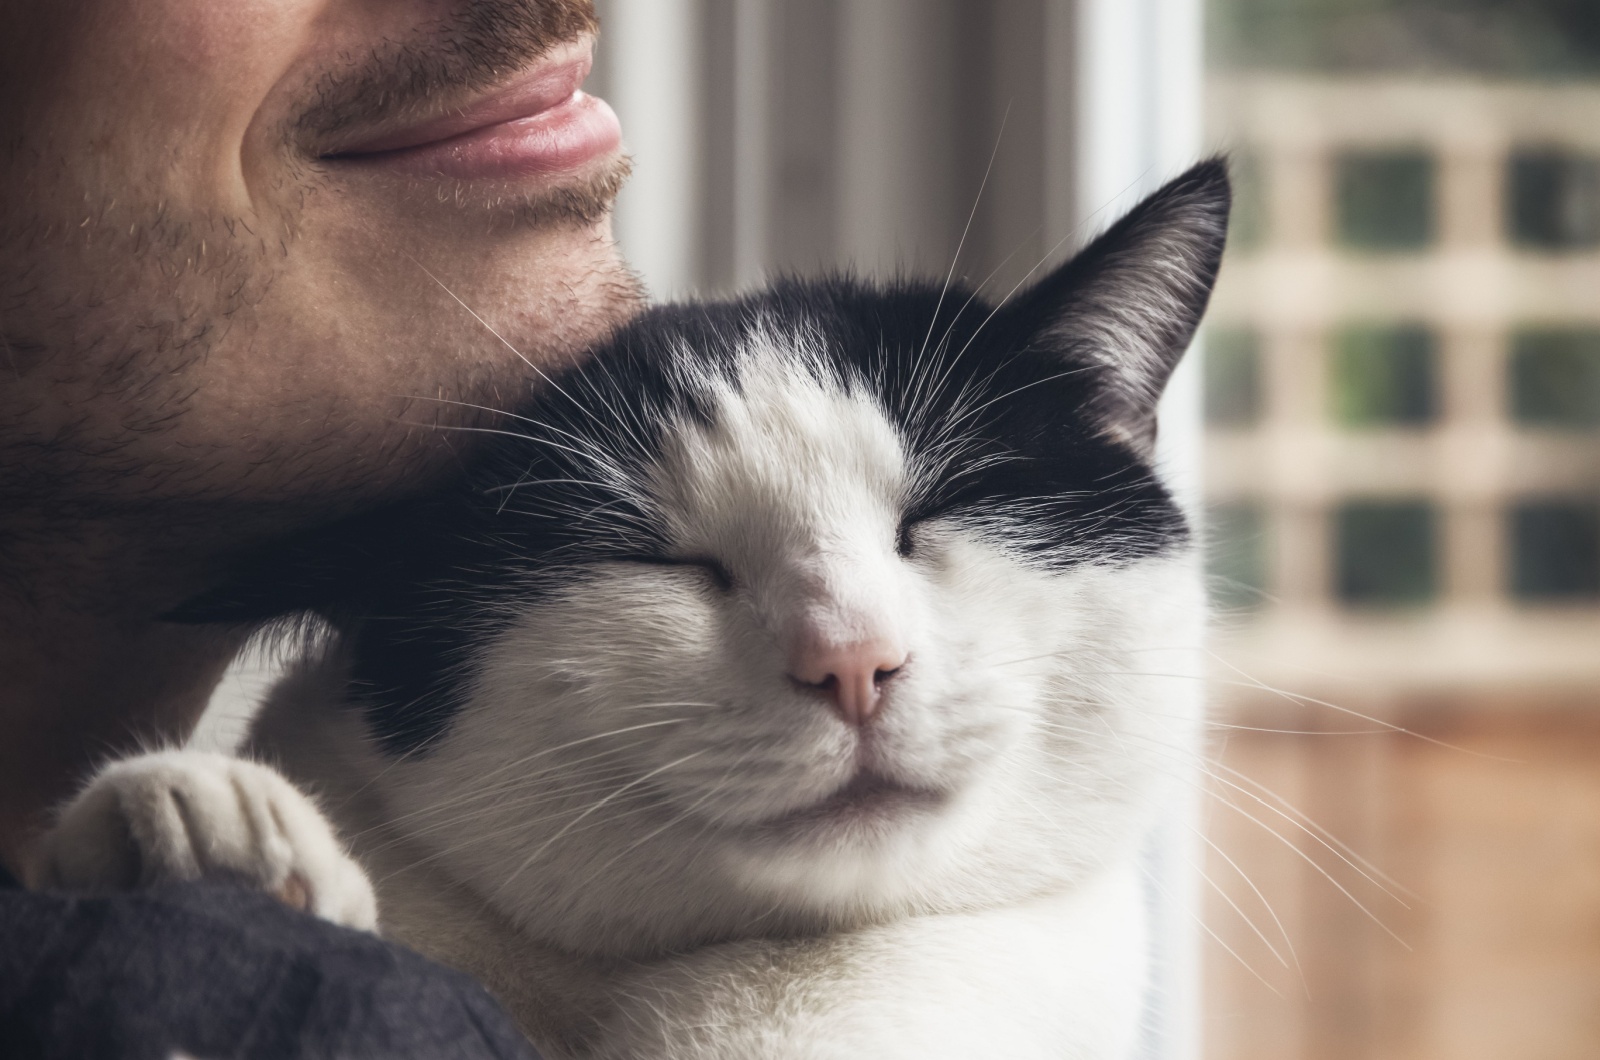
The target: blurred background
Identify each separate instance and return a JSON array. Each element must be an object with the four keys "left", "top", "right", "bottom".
[
  {"left": 202, "top": 1, "right": 1600, "bottom": 1056},
  {"left": 1201, "top": 4, "right": 1600, "bottom": 1059}
]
